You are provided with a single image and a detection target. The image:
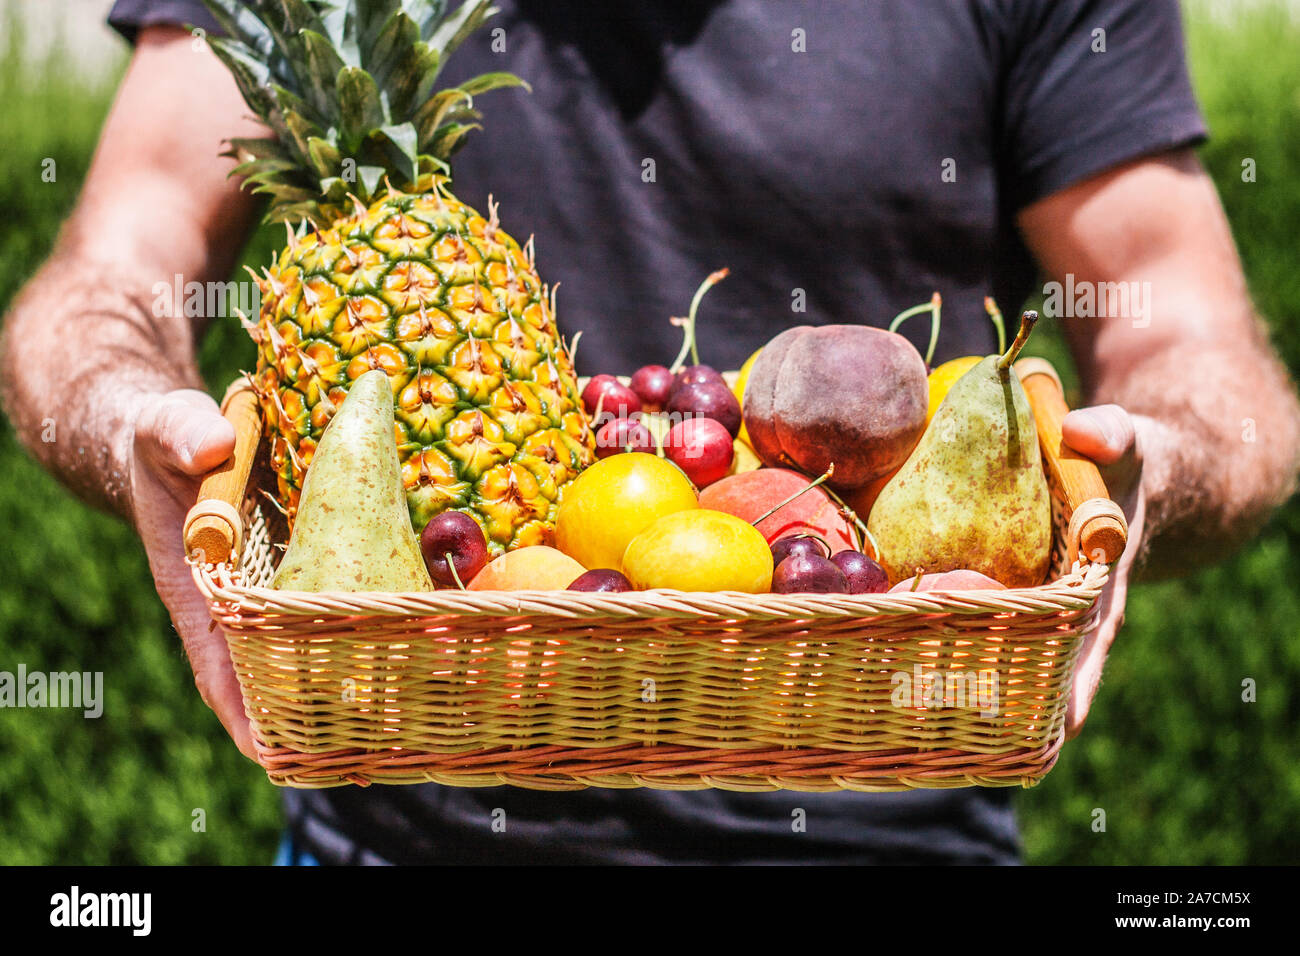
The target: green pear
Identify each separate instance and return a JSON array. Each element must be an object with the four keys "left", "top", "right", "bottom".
[
  {"left": 272, "top": 369, "right": 434, "bottom": 592},
  {"left": 867, "top": 311, "right": 1052, "bottom": 588}
]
